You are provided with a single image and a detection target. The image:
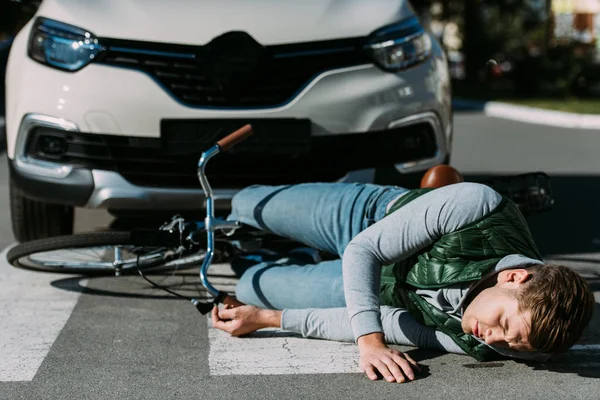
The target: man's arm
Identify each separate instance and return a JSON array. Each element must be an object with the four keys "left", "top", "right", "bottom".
[
  {"left": 342, "top": 183, "right": 502, "bottom": 342},
  {"left": 212, "top": 304, "right": 465, "bottom": 355},
  {"left": 282, "top": 306, "right": 466, "bottom": 354}
]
